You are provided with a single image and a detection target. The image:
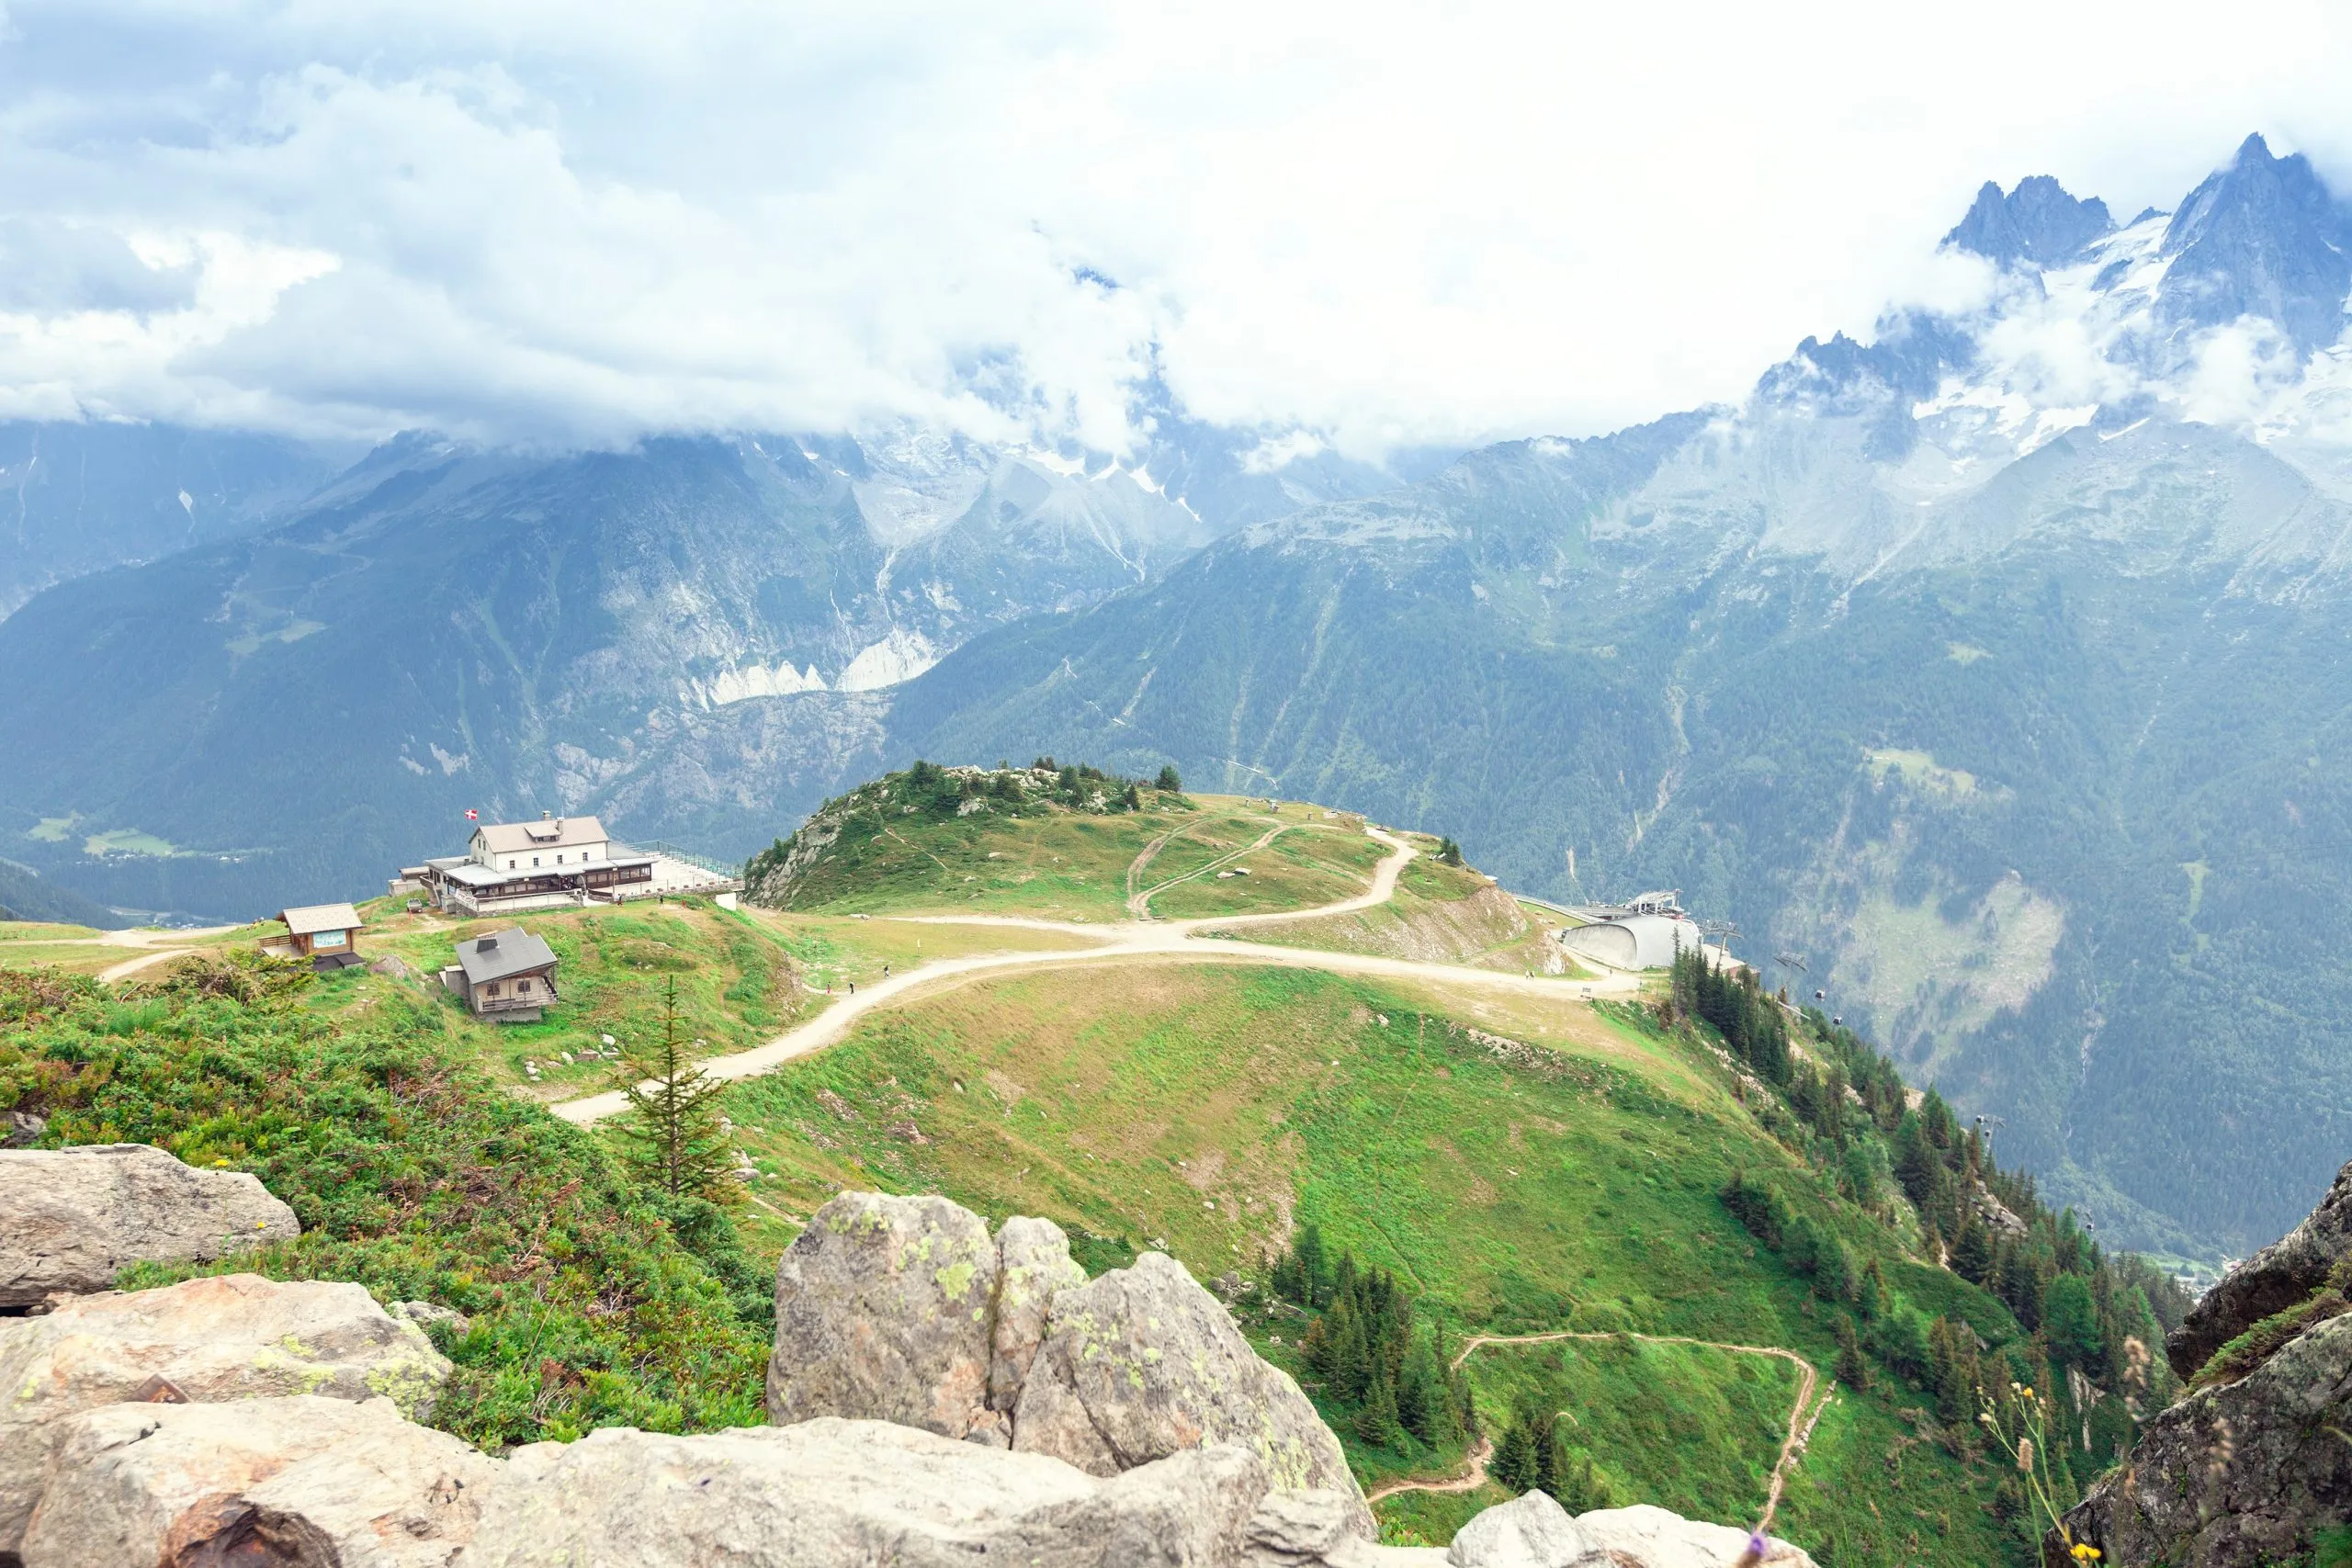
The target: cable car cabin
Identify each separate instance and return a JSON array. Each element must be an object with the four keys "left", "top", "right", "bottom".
[{"left": 273, "top": 903, "right": 366, "bottom": 971}]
